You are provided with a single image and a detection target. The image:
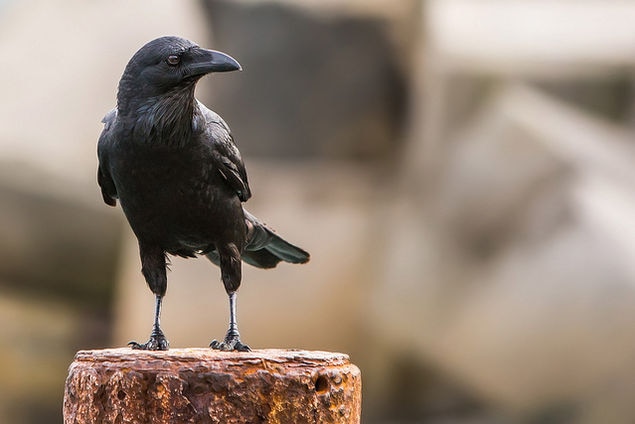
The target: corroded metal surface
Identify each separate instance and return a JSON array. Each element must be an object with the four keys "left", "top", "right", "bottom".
[{"left": 63, "top": 348, "right": 361, "bottom": 424}]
